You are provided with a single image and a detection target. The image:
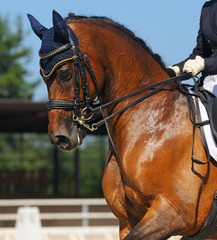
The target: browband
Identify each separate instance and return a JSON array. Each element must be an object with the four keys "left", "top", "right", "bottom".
[{"left": 39, "top": 43, "right": 72, "bottom": 59}]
